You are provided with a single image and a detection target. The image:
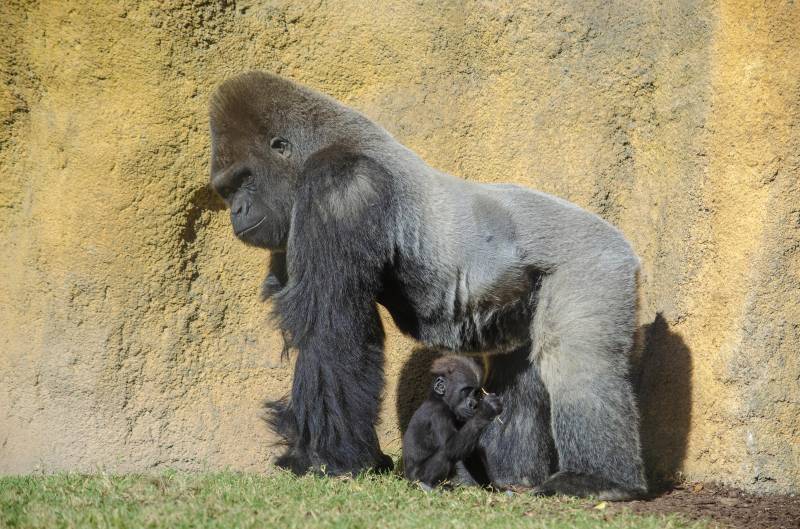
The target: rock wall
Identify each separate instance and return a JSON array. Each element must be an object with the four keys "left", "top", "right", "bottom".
[{"left": 1, "top": 0, "right": 797, "bottom": 493}]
